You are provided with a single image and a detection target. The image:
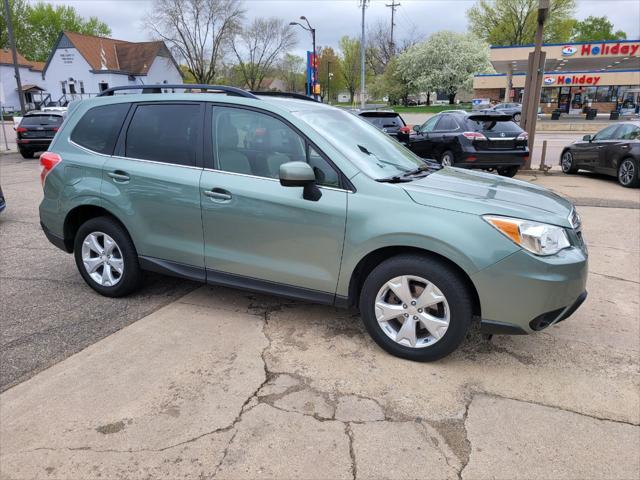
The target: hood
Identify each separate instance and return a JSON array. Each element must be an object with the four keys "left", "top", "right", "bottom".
[{"left": 403, "top": 168, "right": 575, "bottom": 227}]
